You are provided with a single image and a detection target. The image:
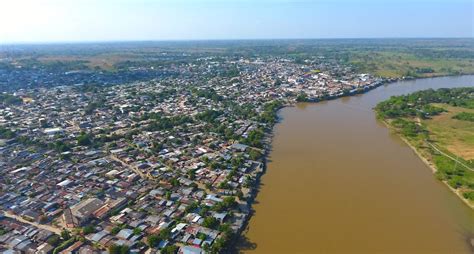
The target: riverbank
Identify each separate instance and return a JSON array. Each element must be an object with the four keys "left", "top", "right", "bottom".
[
  {"left": 380, "top": 119, "right": 474, "bottom": 210},
  {"left": 232, "top": 79, "right": 388, "bottom": 250},
  {"left": 238, "top": 74, "right": 474, "bottom": 253}
]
